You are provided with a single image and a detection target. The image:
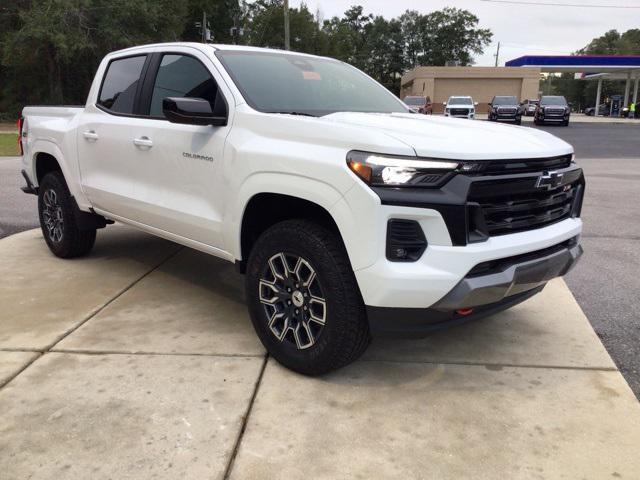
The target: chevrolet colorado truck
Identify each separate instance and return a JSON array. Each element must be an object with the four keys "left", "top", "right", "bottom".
[{"left": 19, "top": 43, "right": 584, "bottom": 375}]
